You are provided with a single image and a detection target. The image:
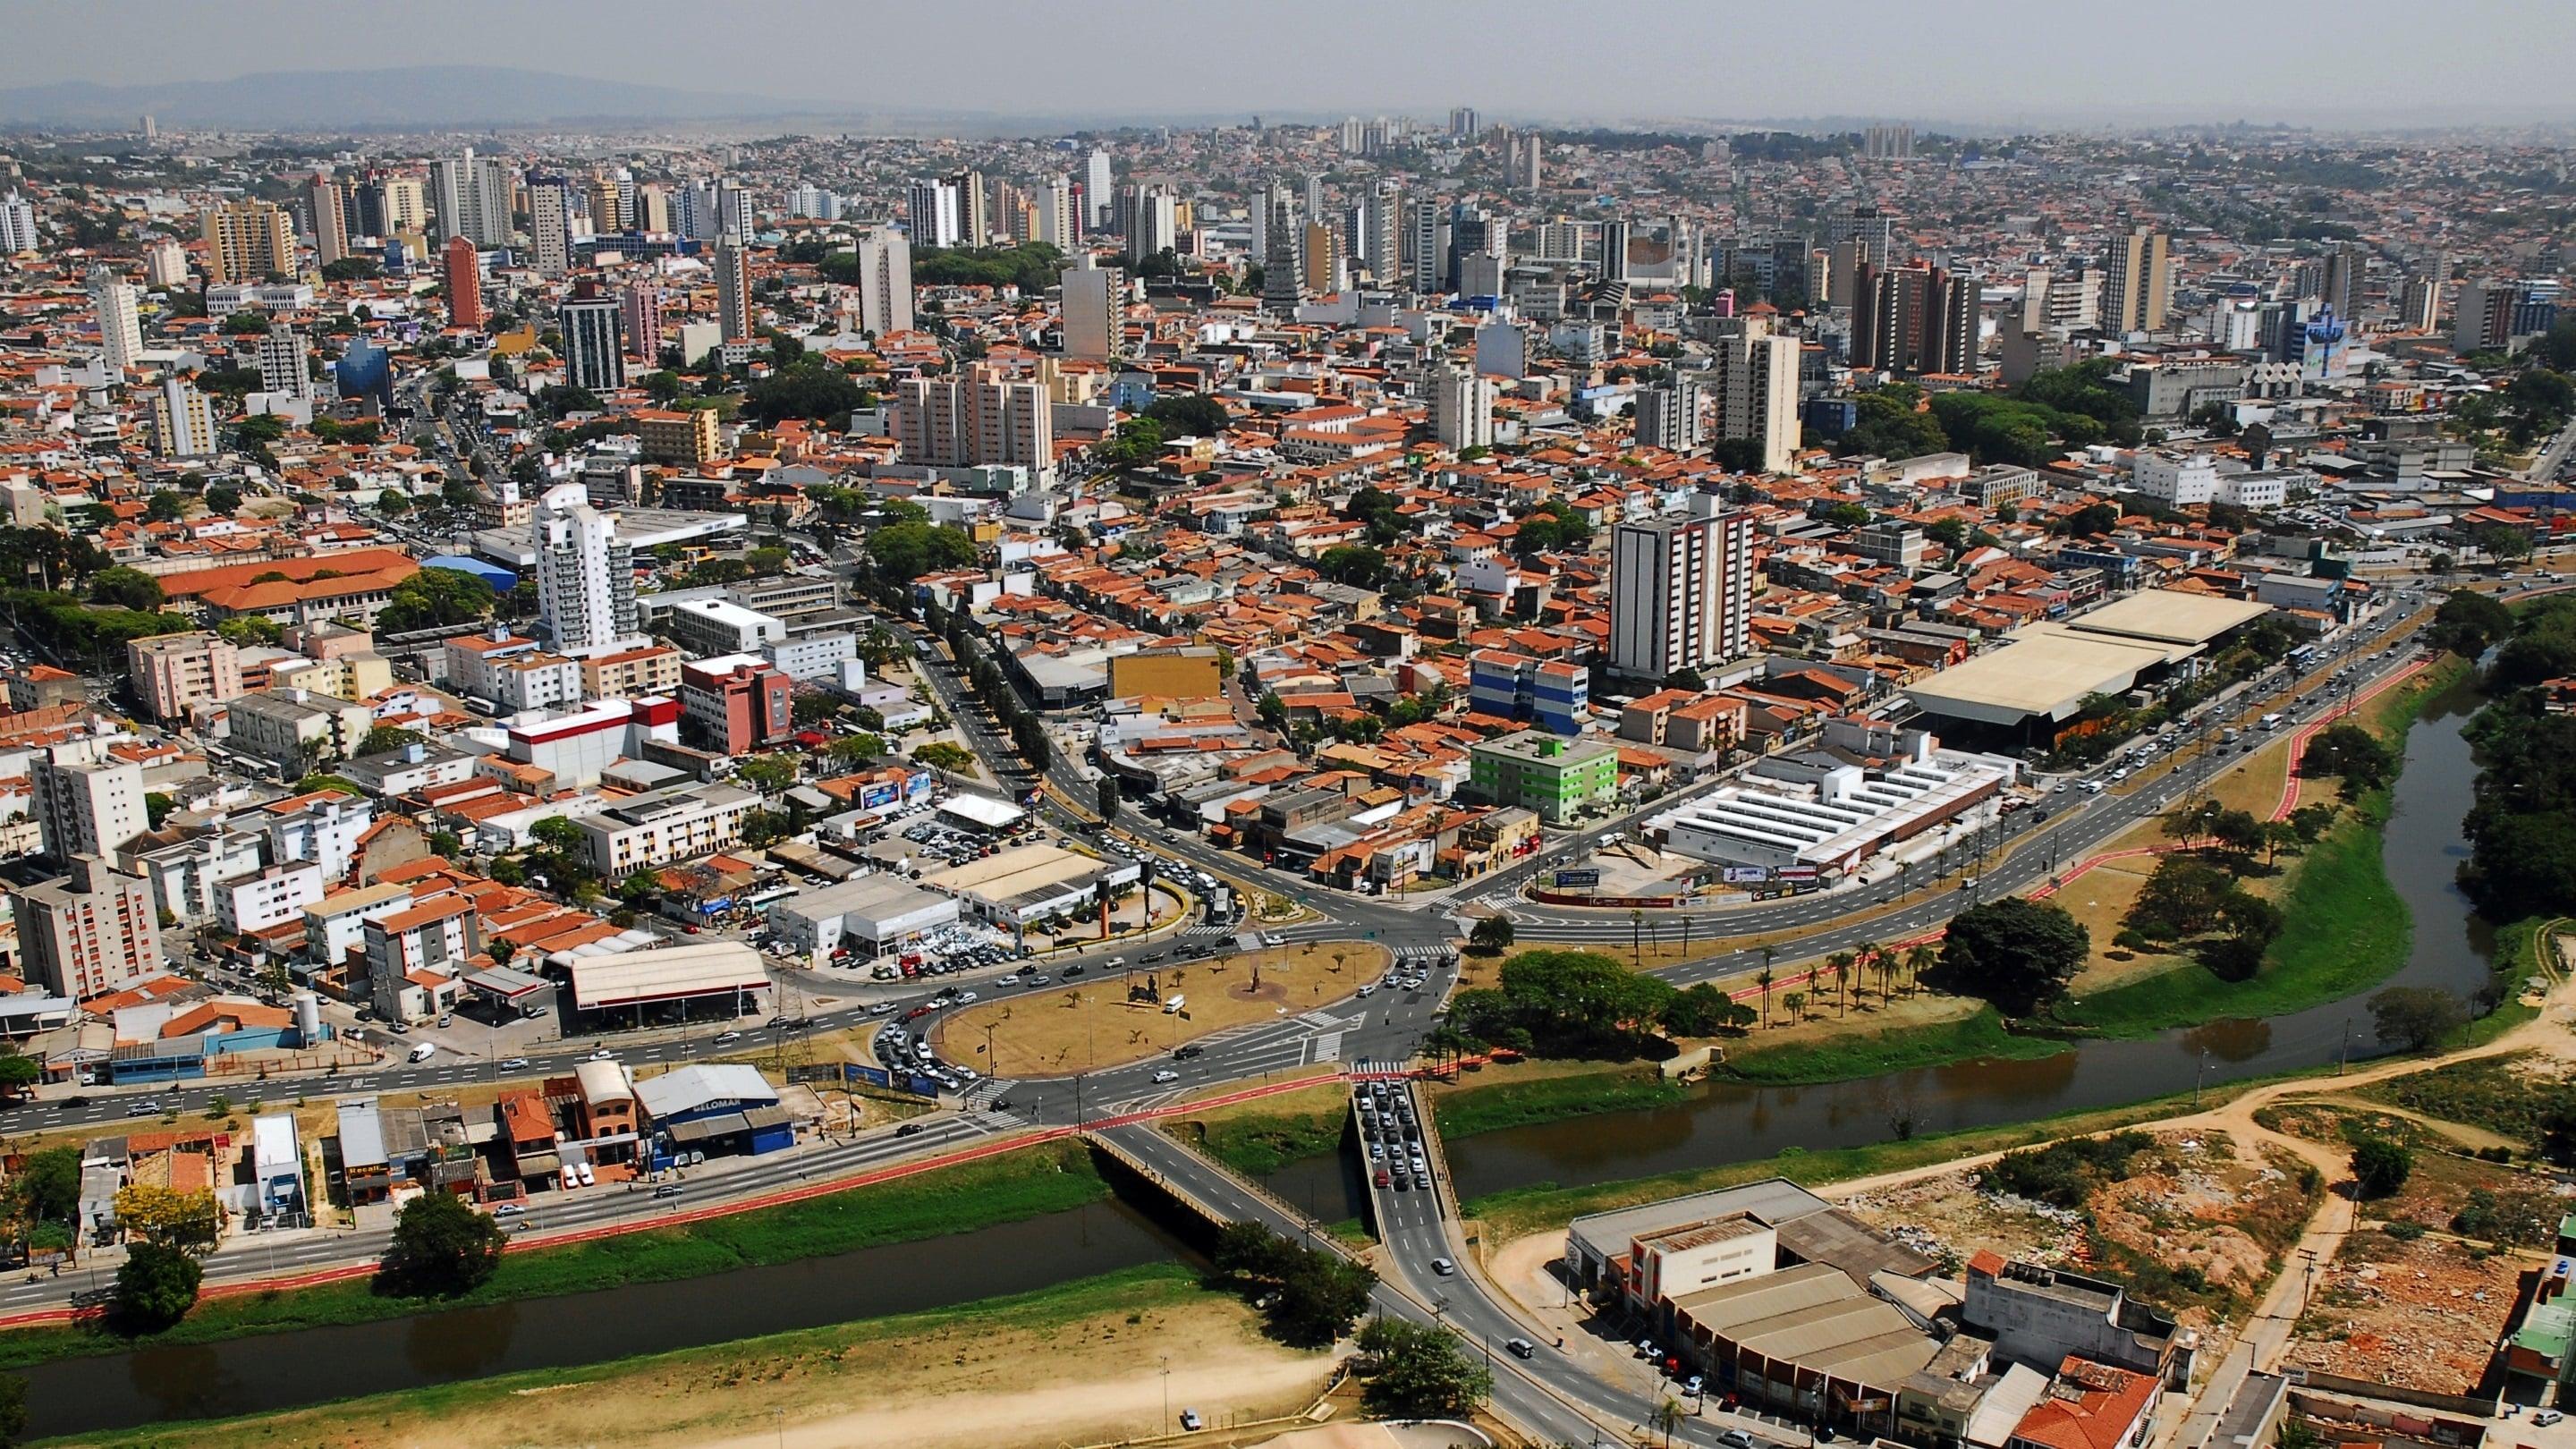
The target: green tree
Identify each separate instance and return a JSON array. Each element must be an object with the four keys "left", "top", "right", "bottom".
[
  {"left": 221, "top": 311, "right": 271, "bottom": 335},
  {"left": 1317, "top": 545, "right": 1389, "bottom": 589},
  {"left": 145, "top": 490, "right": 188, "bottom": 523},
  {"left": 2349, "top": 1137, "right": 2413, "bottom": 1199},
  {"left": 1355, "top": 1317, "right": 1492, "bottom": 1419},
  {"left": 9, "top": 1147, "right": 80, "bottom": 1229},
  {"left": 743, "top": 360, "right": 862, "bottom": 425},
  {"left": 2368, "top": 987, "right": 2467, "bottom": 1052},
  {"left": 1141, "top": 393, "right": 1232, "bottom": 437},
  {"left": 735, "top": 754, "right": 801, "bottom": 793},
  {"left": 377, "top": 488, "right": 412, "bottom": 516},
  {"left": 375, "top": 567, "right": 497, "bottom": 633},
  {"left": 357, "top": 725, "right": 426, "bottom": 758},
  {"left": 2426, "top": 589, "right": 2513, "bottom": 657},
  {"left": 0, "top": 1054, "right": 36, "bottom": 1100},
  {"left": 86, "top": 566, "right": 165, "bottom": 611},
  {"left": 113, "top": 1241, "right": 203, "bottom": 1331},
  {"left": 216, "top": 614, "right": 280, "bottom": 645},
  {"left": 866, "top": 521, "right": 979, "bottom": 580},
  {"left": 1468, "top": 915, "right": 1515, "bottom": 953},
  {"left": 204, "top": 483, "right": 242, "bottom": 515},
  {"left": 1660, "top": 981, "right": 1755, "bottom": 1036},
  {"left": 1935, "top": 898, "right": 2089, "bottom": 1014},
  {"left": 379, "top": 1189, "right": 508, "bottom": 1296},
  {"left": 2301, "top": 724, "right": 2396, "bottom": 795}
]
